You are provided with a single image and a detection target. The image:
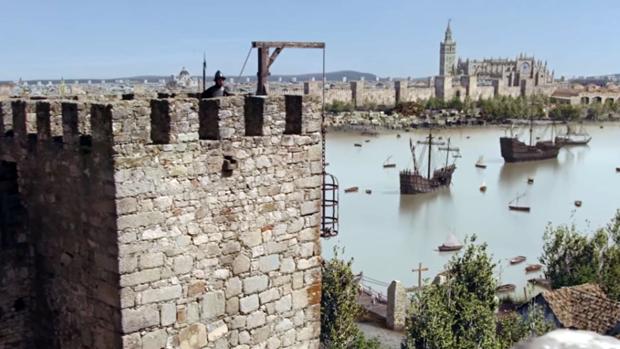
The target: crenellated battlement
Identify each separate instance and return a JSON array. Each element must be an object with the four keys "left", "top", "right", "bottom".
[
  {"left": 0, "top": 94, "right": 323, "bottom": 348},
  {"left": 0, "top": 95, "right": 321, "bottom": 153}
]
